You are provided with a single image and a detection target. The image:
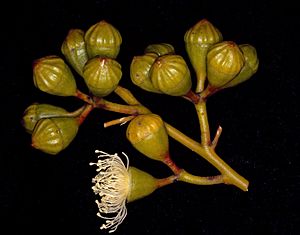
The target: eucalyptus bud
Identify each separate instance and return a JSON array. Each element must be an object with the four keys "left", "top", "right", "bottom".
[
  {"left": 144, "top": 43, "right": 175, "bottom": 56},
  {"left": 83, "top": 57, "right": 122, "bottom": 97},
  {"left": 84, "top": 20, "right": 122, "bottom": 59},
  {"left": 150, "top": 54, "right": 192, "bottom": 96},
  {"left": 61, "top": 29, "right": 89, "bottom": 77},
  {"left": 31, "top": 117, "right": 79, "bottom": 155},
  {"left": 130, "top": 53, "right": 162, "bottom": 93},
  {"left": 223, "top": 44, "right": 259, "bottom": 88},
  {"left": 33, "top": 55, "right": 77, "bottom": 96},
  {"left": 184, "top": 19, "right": 223, "bottom": 92},
  {"left": 22, "top": 103, "right": 68, "bottom": 133},
  {"left": 207, "top": 41, "right": 245, "bottom": 88},
  {"left": 126, "top": 114, "right": 169, "bottom": 162}
]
